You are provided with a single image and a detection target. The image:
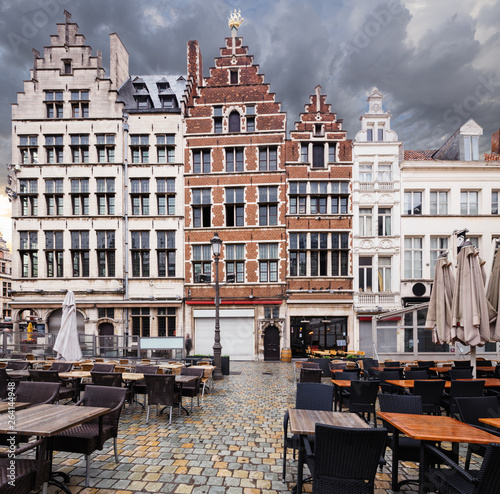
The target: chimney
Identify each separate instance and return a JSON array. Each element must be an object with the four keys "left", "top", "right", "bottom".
[
  {"left": 109, "top": 33, "right": 129, "bottom": 90},
  {"left": 187, "top": 40, "right": 203, "bottom": 89},
  {"left": 492, "top": 130, "right": 500, "bottom": 155}
]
